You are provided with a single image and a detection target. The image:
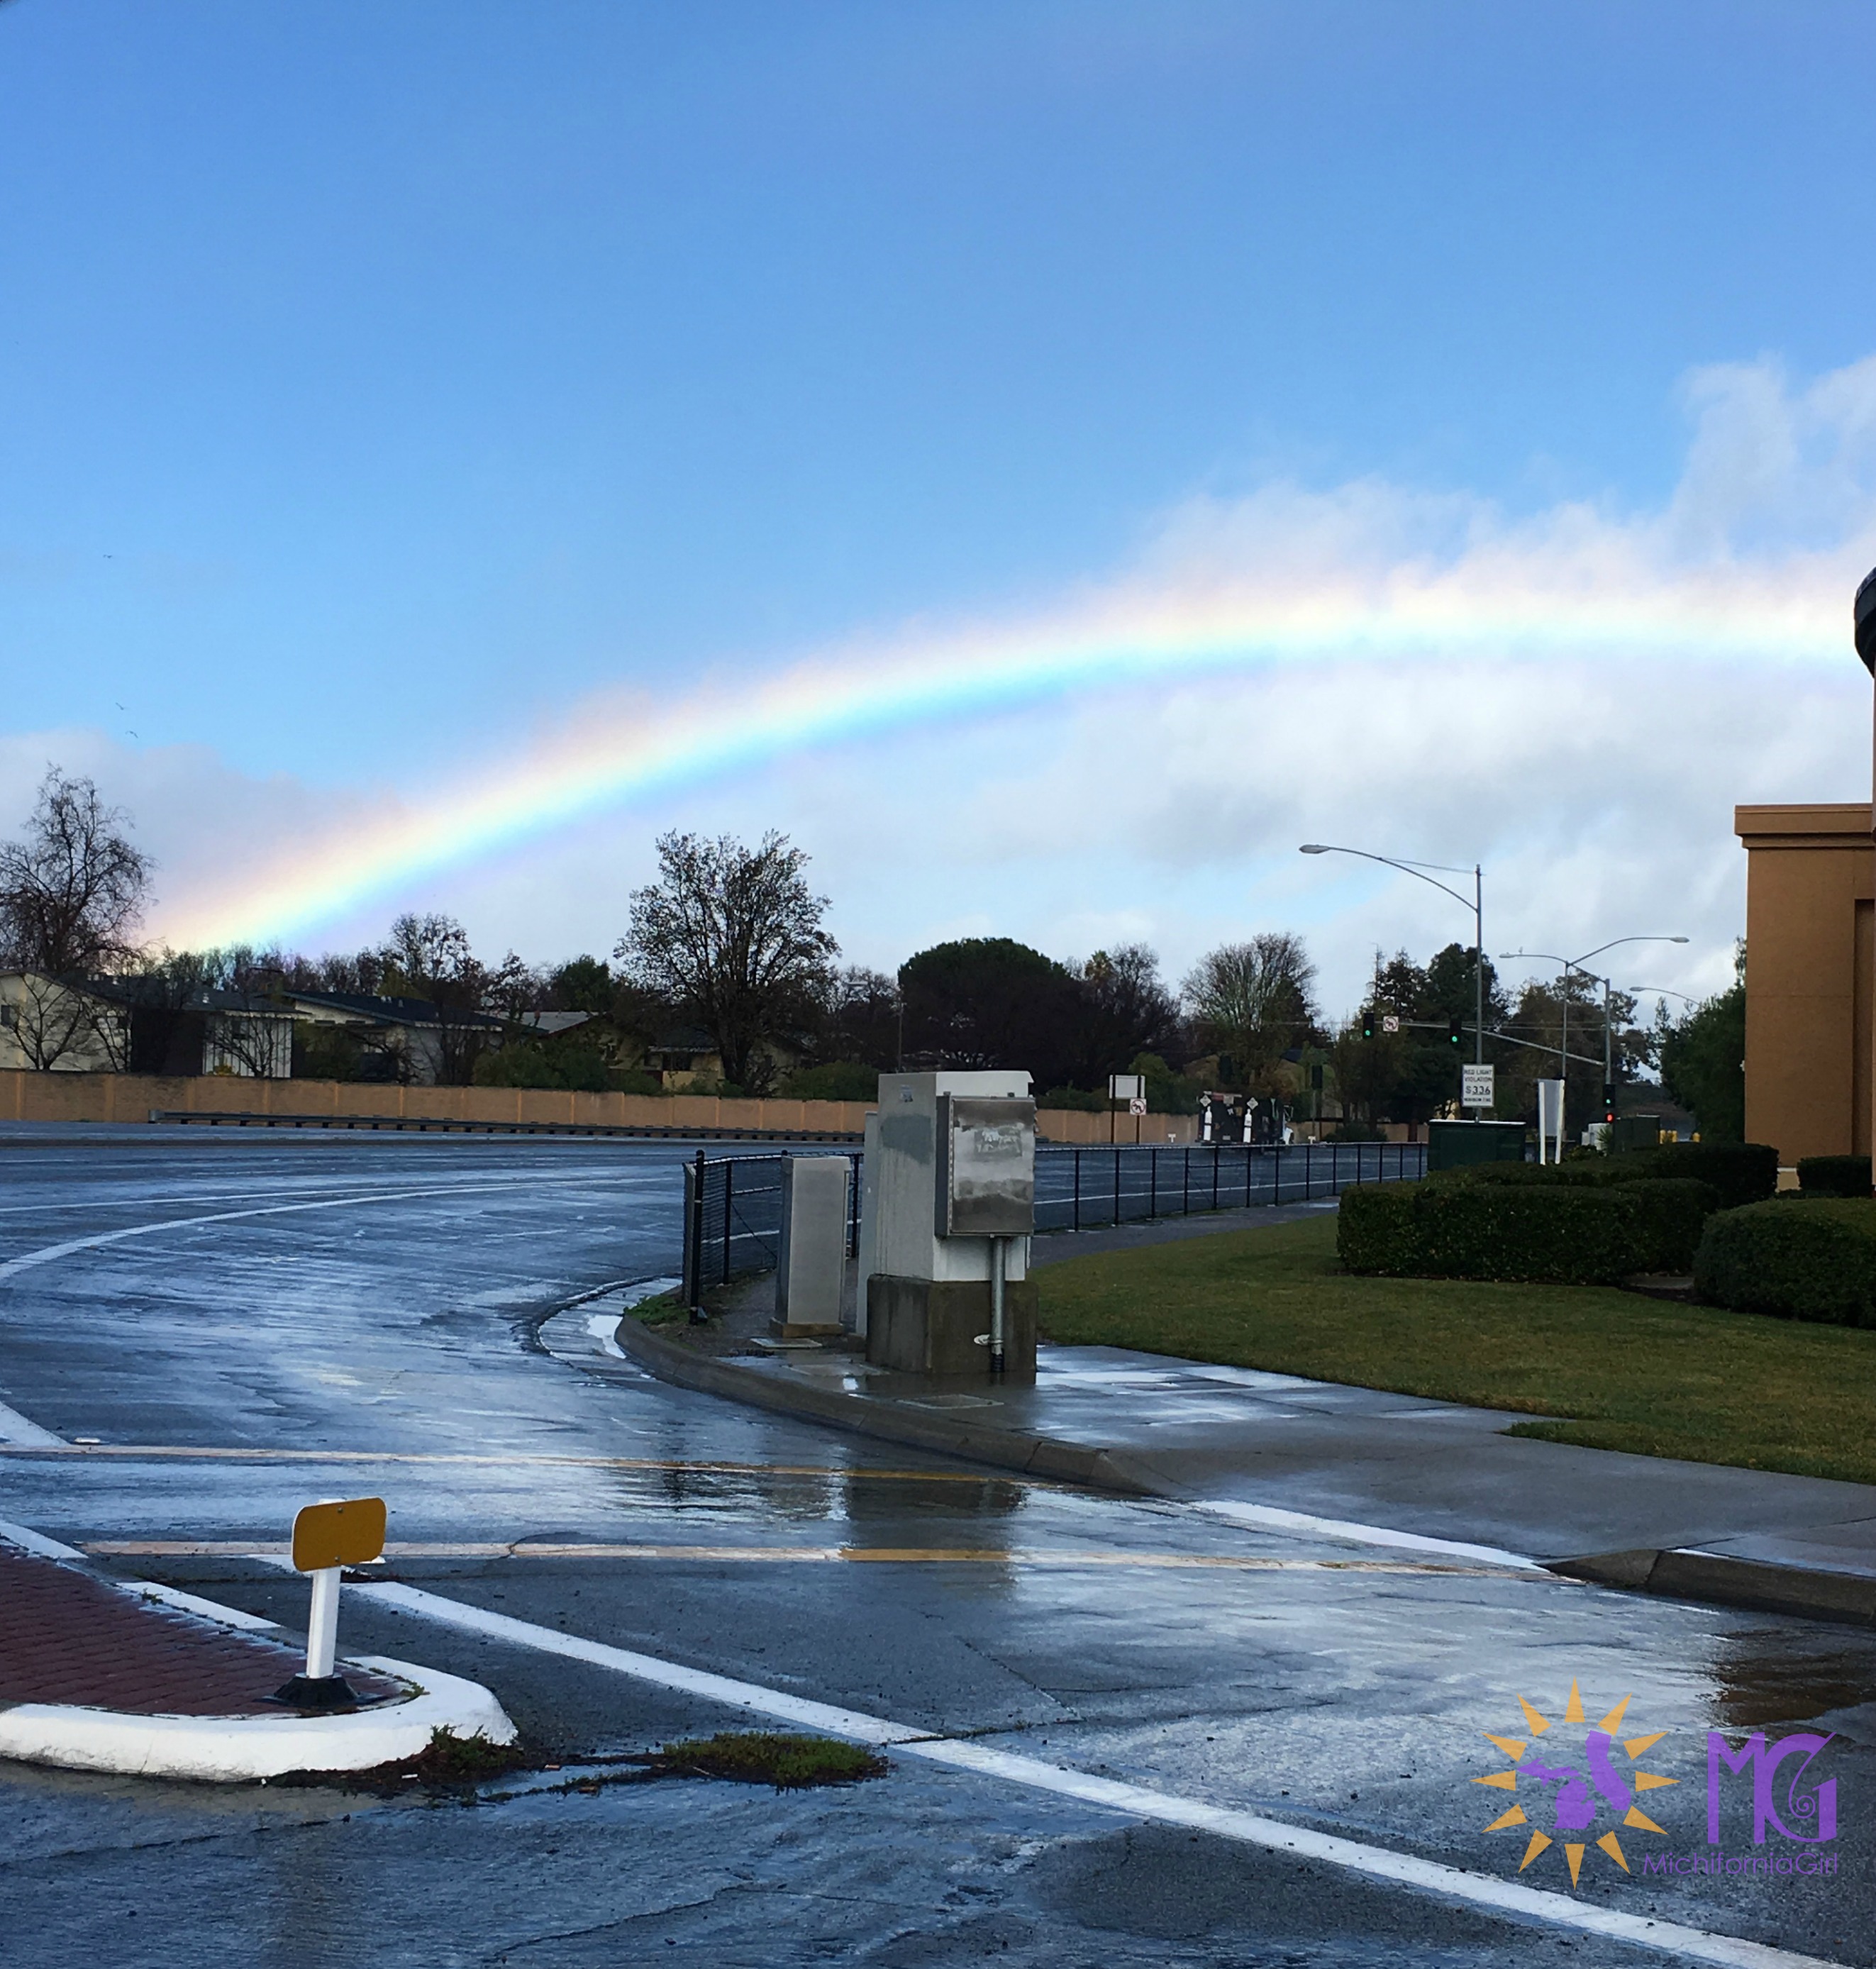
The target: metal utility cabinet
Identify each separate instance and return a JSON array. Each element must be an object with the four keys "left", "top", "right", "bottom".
[
  {"left": 774, "top": 1155, "right": 849, "bottom": 1336},
  {"left": 860, "top": 1070, "right": 1038, "bottom": 1381}
]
